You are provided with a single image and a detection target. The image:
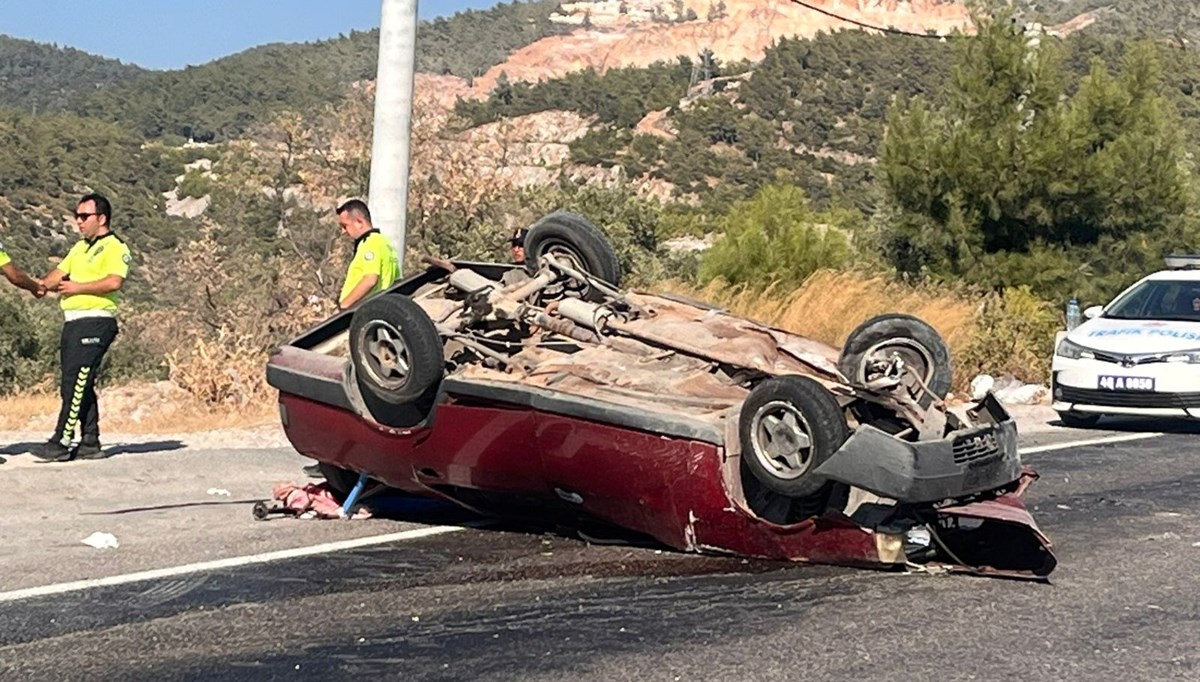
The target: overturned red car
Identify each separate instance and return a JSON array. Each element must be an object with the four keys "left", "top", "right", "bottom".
[{"left": 267, "top": 213, "right": 1056, "bottom": 579}]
